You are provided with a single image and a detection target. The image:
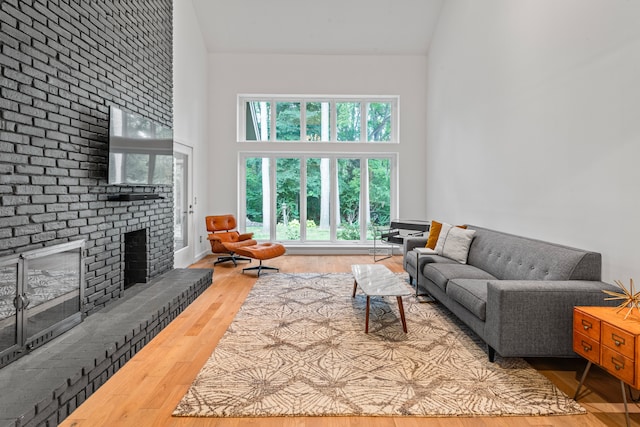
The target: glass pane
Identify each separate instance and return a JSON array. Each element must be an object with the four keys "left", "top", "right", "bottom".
[
  {"left": 173, "top": 151, "right": 188, "bottom": 251},
  {"left": 245, "top": 157, "right": 270, "bottom": 239},
  {"left": 275, "top": 102, "right": 300, "bottom": 141},
  {"left": 0, "top": 263, "right": 18, "bottom": 353},
  {"left": 306, "top": 158, "right": 331, "bottom": 241},
  {"left": 337, "top": 158, "right": 361, "bottom": 240},
  {"left": 276, "top": 158, "right": 300, "bottom": 240},
  {"left": 367, "top": 158, "right": 391, "bottom": 239},
  {"left": 246, "top": 101, "right": 271, "bottom": 141},
  {"left": 25, "top": 249, "right": 80, "bottom": 342},
  {"left": 306, "top": 102, "right": 331, "bottom": 141},
  {"left": 336, "top": 102, "right": 361, "bottom": 141},
  {"left": 367, "top": 102, "right": 392, "bottom": 141}
]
